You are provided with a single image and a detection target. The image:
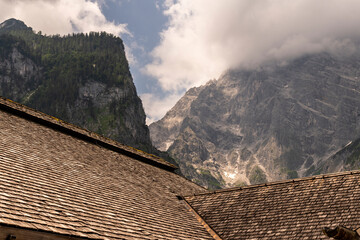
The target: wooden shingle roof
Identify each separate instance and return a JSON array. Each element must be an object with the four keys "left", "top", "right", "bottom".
[
  {"left": 0, "top": 97, "right": 176, "bottom": 172},
  {"left": 184, "top": 171, "right": 360, "bottom": 239},
  {"left": 0, "top": 97, "right": 213, "bottom": 239},
  {"left": 2, "top": 96, "right": 360, "bottom": 240}
]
